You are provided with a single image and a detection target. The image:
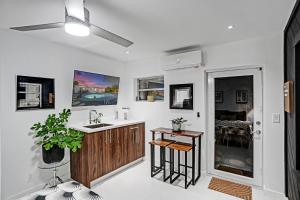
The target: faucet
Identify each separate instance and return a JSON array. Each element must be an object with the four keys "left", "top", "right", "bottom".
[
  {"left": 89, "top": 110, "right": 103, "bottom": 124},
  {"left": 89, "top": 110, "right": 97, "bottom": 124}
]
